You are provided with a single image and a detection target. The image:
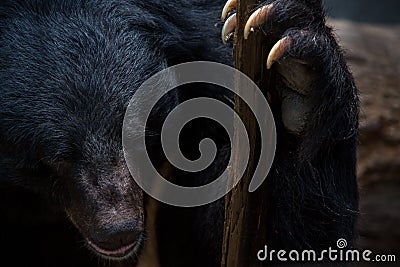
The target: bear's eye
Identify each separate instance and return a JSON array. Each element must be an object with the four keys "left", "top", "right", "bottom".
[{"left": 38, "top": 158, "right": 74, "bottom": 180}]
